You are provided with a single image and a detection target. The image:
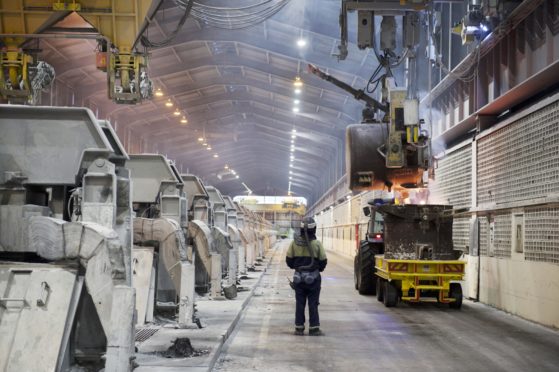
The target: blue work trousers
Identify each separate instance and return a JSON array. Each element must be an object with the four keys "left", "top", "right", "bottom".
[{"left": 294, "top": 277, "right": 321, "bottom": 328}]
